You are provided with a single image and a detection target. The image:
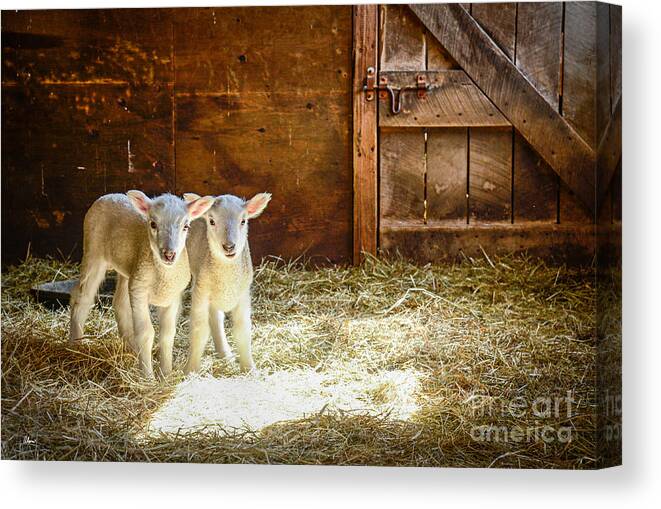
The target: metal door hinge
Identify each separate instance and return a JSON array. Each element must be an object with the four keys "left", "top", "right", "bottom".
[{"left": 363, "top": 67, "right": 428, "bottom": 115}]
